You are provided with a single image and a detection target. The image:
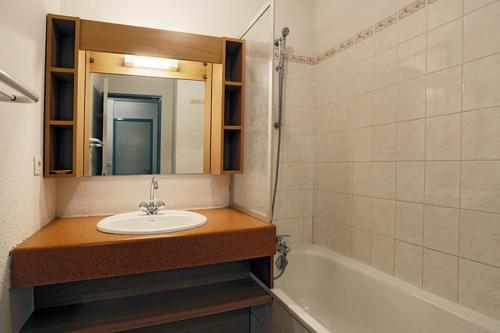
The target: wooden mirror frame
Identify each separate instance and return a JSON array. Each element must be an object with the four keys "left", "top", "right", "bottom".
[{"left": 44, "top": 15, "right": 244, "bottom": 177}]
